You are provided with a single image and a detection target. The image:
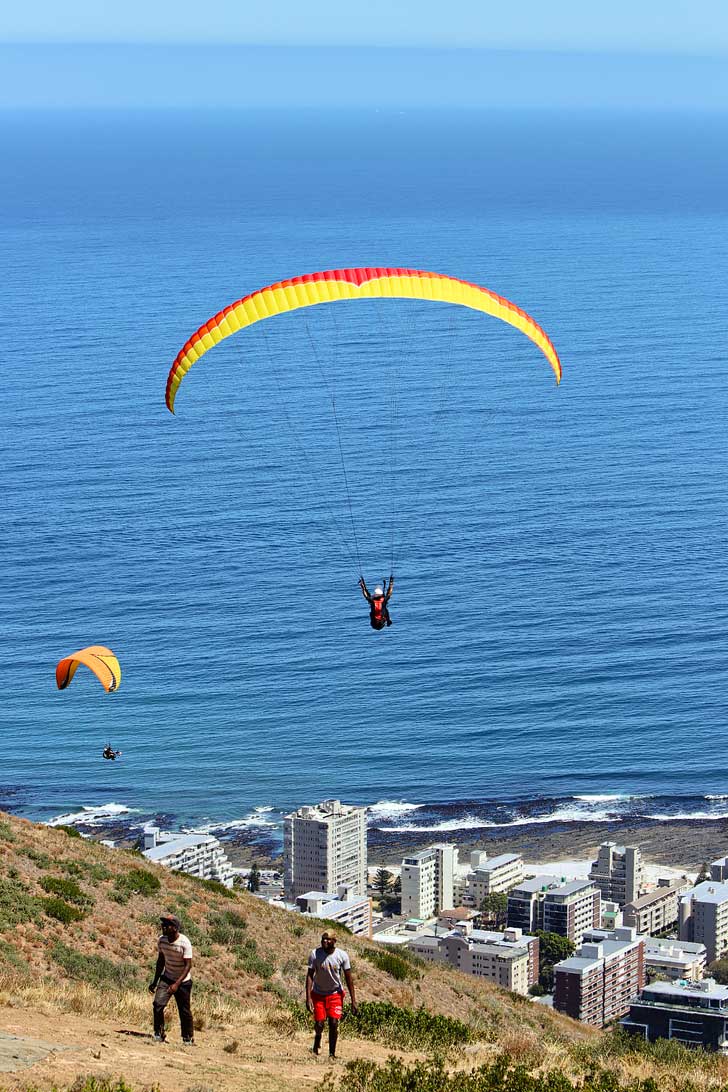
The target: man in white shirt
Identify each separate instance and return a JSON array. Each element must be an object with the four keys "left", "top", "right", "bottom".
[
  {"left": 306, "top": 931, "right": 357, "bottom": 1060},
  {"left": 149, "top": 912, "right": 194, "bottom": 1044}
]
